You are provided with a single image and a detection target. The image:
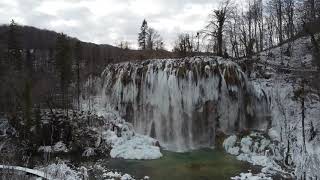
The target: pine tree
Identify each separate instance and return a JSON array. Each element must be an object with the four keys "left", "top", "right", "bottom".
[
  {"left": 74, "top": 41, "right": 82, "bottom": 110},
  {"left": 138, "top": 19, "right": 148, "bottom": 50},
  {"left": 55, "top": 33, "right": 72, "bottom": 112},
  {"left": 23, "top": 79, "right": 33, "bottom": 130},
  {"left": 7, "top": 19, "right": 22, "bottom": 70},
  {"left": 25, "top": 49, "right": 34, "bottom": 75}
]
